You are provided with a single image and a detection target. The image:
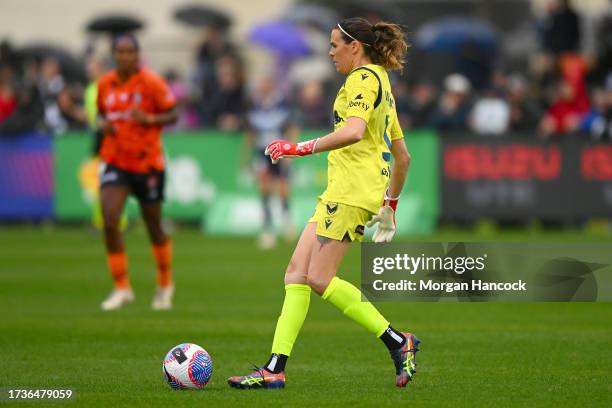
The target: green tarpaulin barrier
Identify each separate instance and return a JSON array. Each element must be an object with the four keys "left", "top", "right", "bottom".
[{"left": 55, "top": 130, "right": 439, "bottom": 235}]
